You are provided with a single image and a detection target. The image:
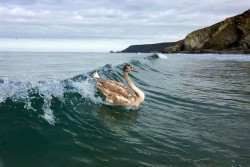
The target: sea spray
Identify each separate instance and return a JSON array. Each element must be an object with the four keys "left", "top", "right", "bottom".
[
  {"left": 156, "top": 53, "right": 168, "bottom": 59},
  {"left": 0, "top": 75, "right": 103, "bottom": 124},
  {"left": 145, "top": 53, "right": 168, "bottom": 60}
]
